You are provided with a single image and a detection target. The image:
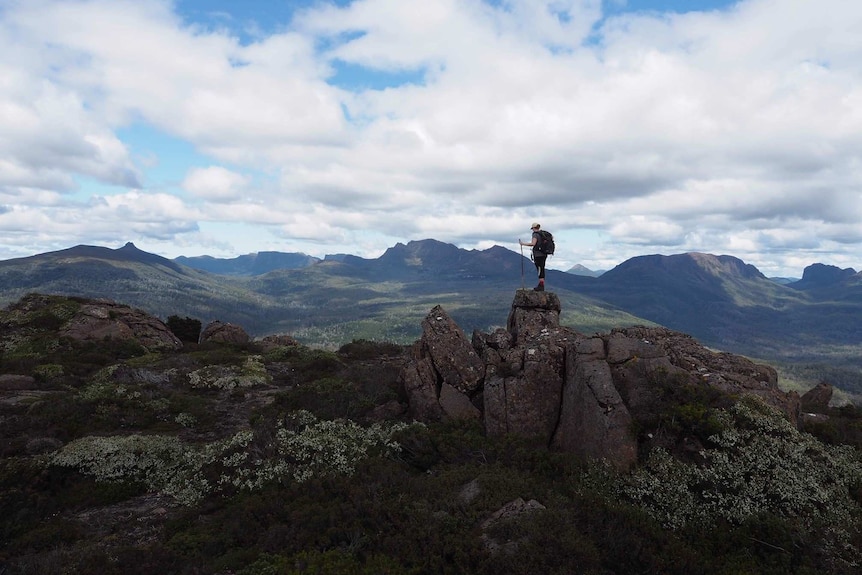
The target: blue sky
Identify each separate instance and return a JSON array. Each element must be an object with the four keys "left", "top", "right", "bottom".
[{"left": 1, "top": 0, "right": 861, "bottom": 277}]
